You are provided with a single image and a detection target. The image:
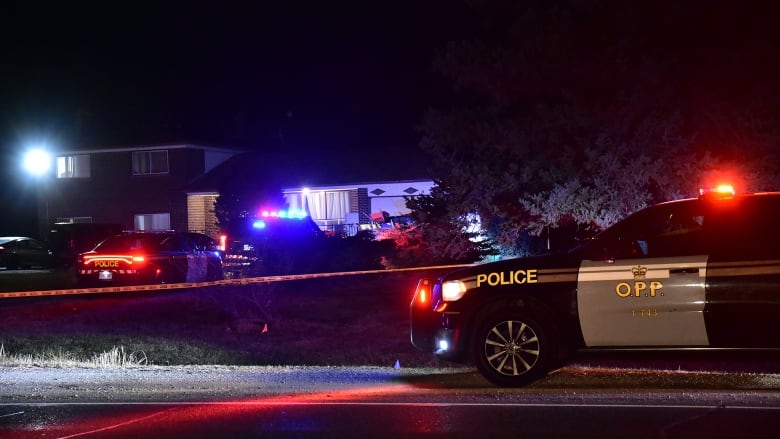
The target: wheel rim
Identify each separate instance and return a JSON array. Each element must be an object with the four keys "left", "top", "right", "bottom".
[{"left": 483, "top": 319, "right": 540, "bottom": 376}]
